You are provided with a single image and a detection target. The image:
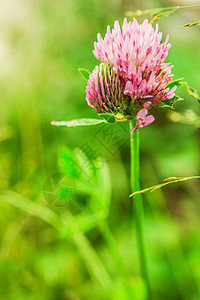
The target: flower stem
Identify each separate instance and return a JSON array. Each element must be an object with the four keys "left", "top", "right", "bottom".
[{"left": 129, "top": 120, "right": 152, "bottom": 300}]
